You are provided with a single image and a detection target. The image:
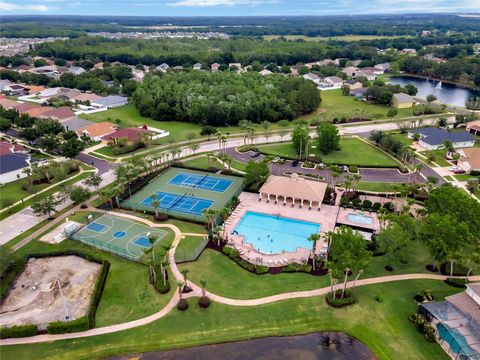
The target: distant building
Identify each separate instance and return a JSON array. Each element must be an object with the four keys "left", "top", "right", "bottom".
[
  {"left": 0, "top": 141, "right": 31, "bottom": 184},
  {"left": 324, "top": 76, "right": 344, "bottom": 88},
  {"left": 374, "top": 63, "right": 391, "bottom": 72},
  {"left": 457, "top": 147, "right": 480, "bottom": 173},
  {"left": 344, "top": 80, "right": 363, "bottom": 91},
  {"left": 102, "top": 127, "right": 154, "bottom": 145},
  {"left": 466, "top": 120, "right": 480, "bottom": 136},
  {"left": 259, "top": 69, "right": 273, "bottom": 76},
  {"left": 67, "top": 66, "right": 86, "bottom": 75},
  {"left": 77, "top": 122, "right": 117, "bottom": 142},
  {"left": 211, "top": 63, "right": 220, "bottom": 72},
  {"left": 91, "top": 95, "right": 128, "bottom": 109},
  {"left": 156, "top": 63, "right": 169, "bottom": 72},
  {"left": 39, "top": 106, "right": 76, "bottom": 122},
  {"left": 401, "top": 48, "right": 417, "bottom": 55},
  {"left": 407, "top": 127, "right": 475, "bottom": 150},
  {"left": 302, "top": 73, "right": 320, "bottom": 84},
  {"left": 193, "top": 63, "right": 202, "bottom": 70},
  {"left": 355, "top": 69, "right": 377, "bottom": 81},
  {"left": 392, "top": 93, "right": 415, "bottom": 109},
  {"left": 342, "top": 66, "right": 358, "bottom": 77}
]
